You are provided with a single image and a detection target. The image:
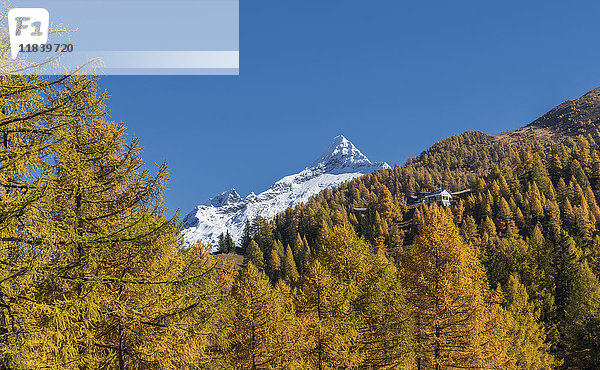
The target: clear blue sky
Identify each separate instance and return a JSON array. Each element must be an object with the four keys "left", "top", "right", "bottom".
[{"left": 98, "top": 0, "right": 600, "bottom": 216}]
